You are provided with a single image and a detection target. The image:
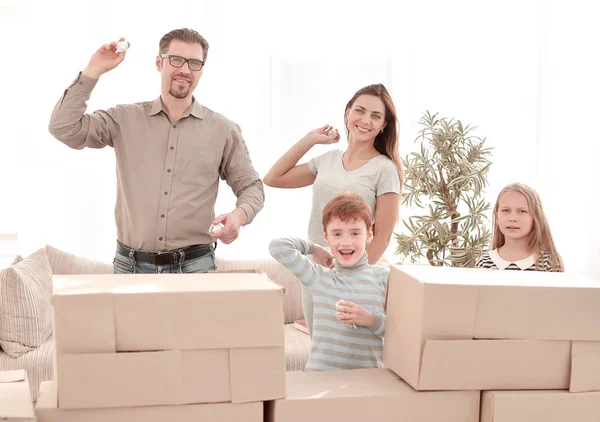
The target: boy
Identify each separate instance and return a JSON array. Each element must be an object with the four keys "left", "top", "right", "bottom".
[{"left": 269, "top": 192, "right": 389, "bottom": 371}]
